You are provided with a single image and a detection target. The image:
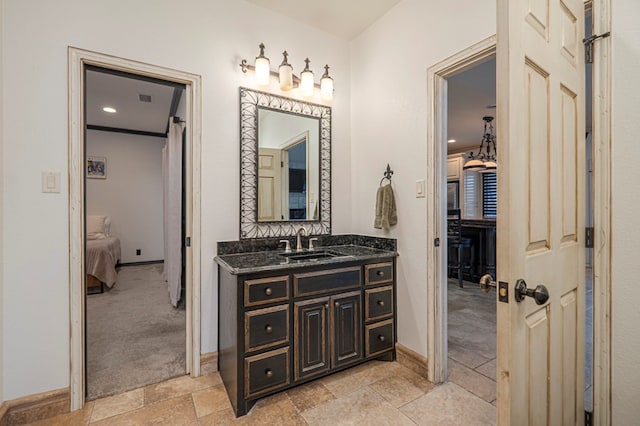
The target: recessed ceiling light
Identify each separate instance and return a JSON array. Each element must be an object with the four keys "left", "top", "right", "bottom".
[
  {"left": 448, "top": 139, "right": 456, "bottom": 143},
  {"left": 102, "top": 106, "right": 117, "bottom": 113}
]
